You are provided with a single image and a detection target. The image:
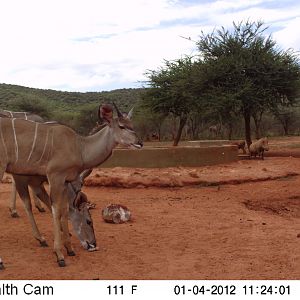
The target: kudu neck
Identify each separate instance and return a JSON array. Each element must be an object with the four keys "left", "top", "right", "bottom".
[{"left": 81, "top": 125, "right": 117, "bottom": 169}]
